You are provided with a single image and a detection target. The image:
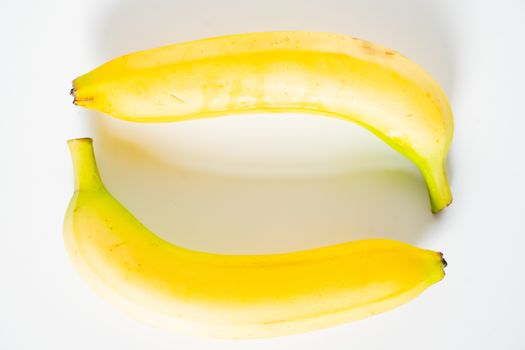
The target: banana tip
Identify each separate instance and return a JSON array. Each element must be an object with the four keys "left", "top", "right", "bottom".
[
  {"left": 439, "top": 252, "right": 447, "bottom": 268},
  {"left": 70, "top": 87, "right": 78, "bottom": 105},
  {"left": 70, "top": 88, "right": 94, "bottom": 106}
]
